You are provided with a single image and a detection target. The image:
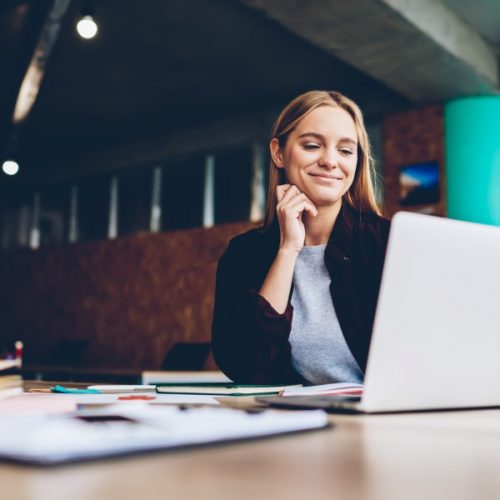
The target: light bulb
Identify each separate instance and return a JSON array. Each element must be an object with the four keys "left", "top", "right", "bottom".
[
  {"left": 77, "top": 15, "right": 98, "bottom": 39},
  {"left": 2, "top": 160, "right": 19, "bottom": 176}
]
